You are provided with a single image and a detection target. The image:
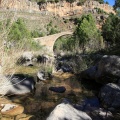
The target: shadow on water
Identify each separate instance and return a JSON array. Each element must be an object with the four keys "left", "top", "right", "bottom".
[{"left": 80, "top": 78, "right": 102, "bottom": 96}]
